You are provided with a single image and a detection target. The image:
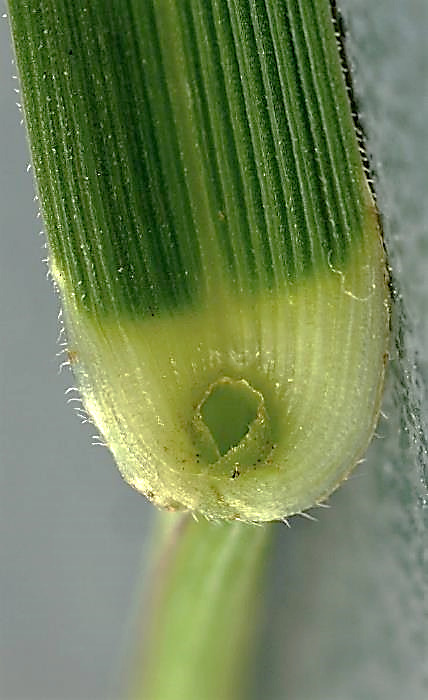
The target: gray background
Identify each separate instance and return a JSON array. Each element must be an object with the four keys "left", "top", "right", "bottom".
[{"left": 1, "top": 1, "right": 427, "bottom": 699}]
